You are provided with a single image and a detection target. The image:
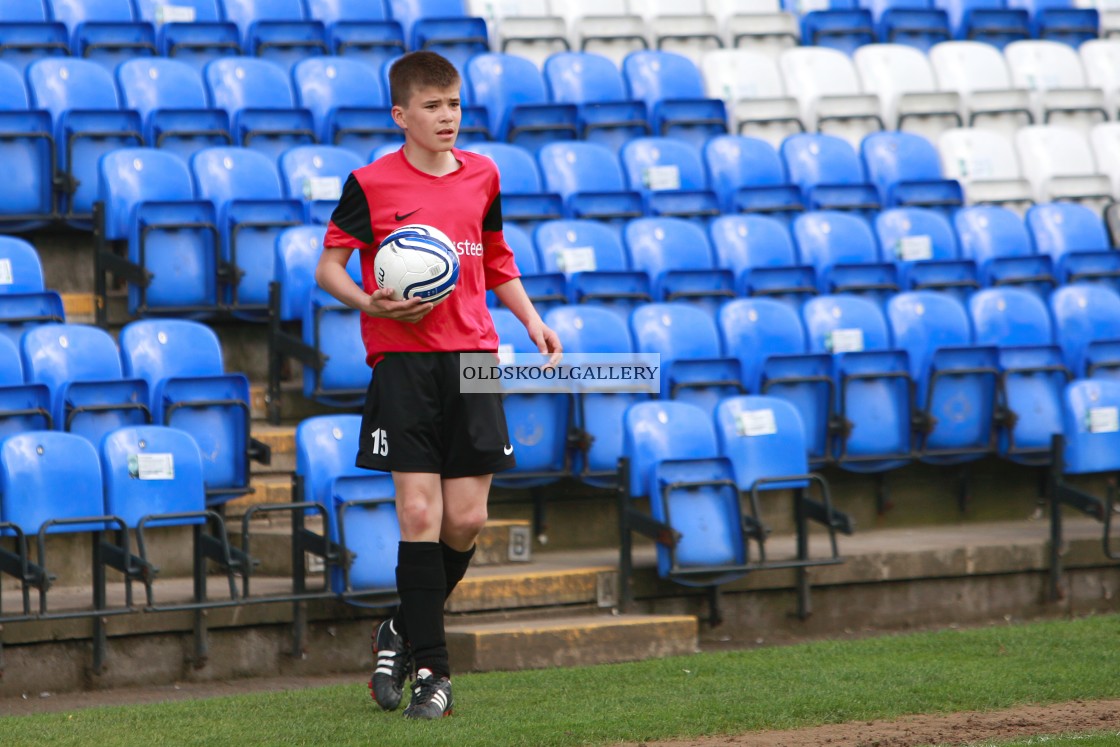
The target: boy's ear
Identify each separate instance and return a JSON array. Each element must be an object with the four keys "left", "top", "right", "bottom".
[{"left": 391, "top": 105, "right": 406, "bottom": 130}]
